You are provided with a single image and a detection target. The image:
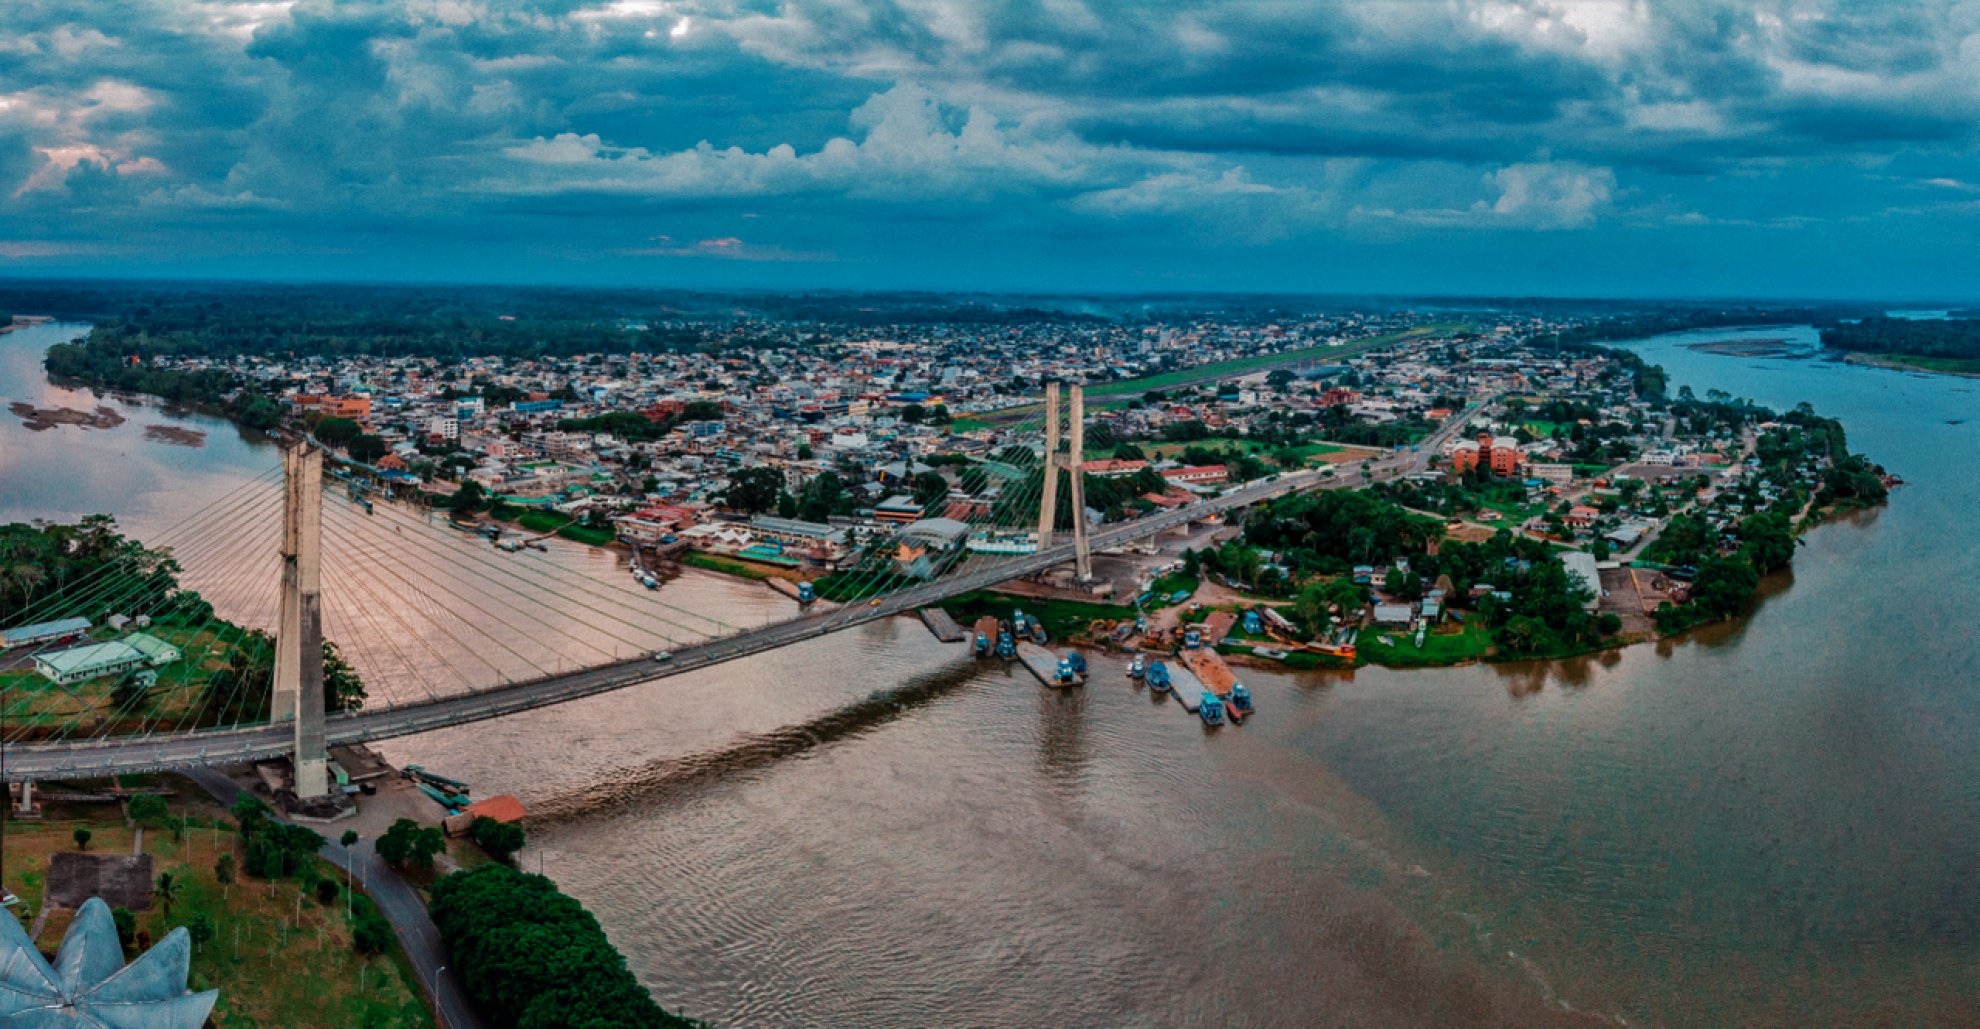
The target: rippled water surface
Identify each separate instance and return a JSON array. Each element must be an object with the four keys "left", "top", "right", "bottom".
[{"left": 7, "top": 320, "right": 1980, "bottom": 1026}]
